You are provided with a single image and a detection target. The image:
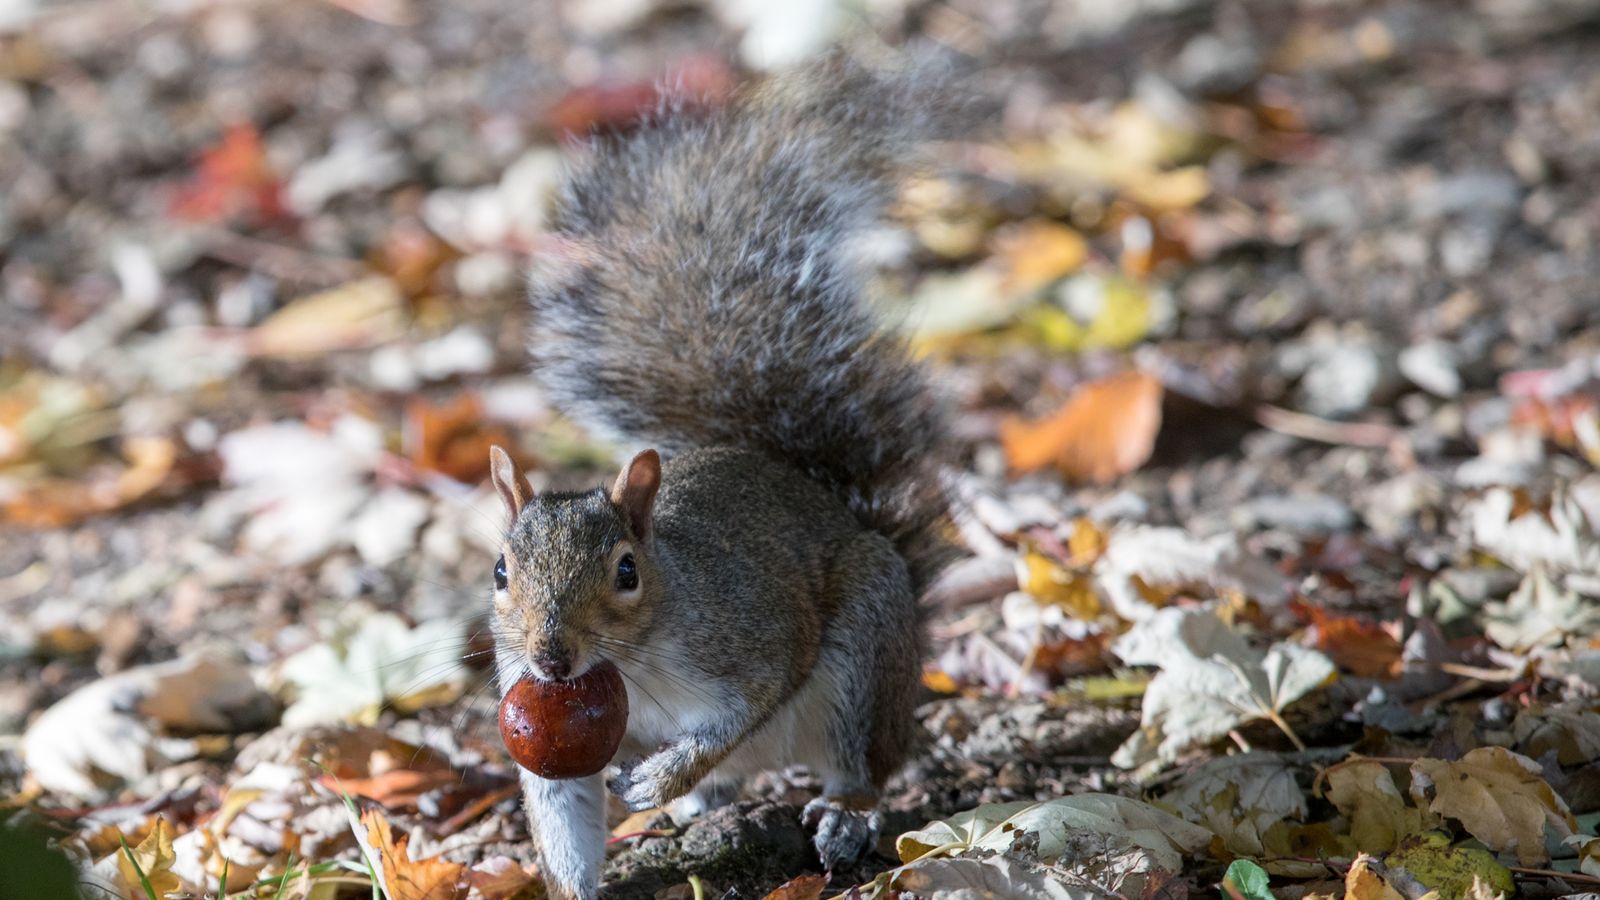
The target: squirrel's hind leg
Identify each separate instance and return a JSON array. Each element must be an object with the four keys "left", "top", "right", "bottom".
[{"left": 802, "top": 534, "right": 921, "bottom": 869}]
